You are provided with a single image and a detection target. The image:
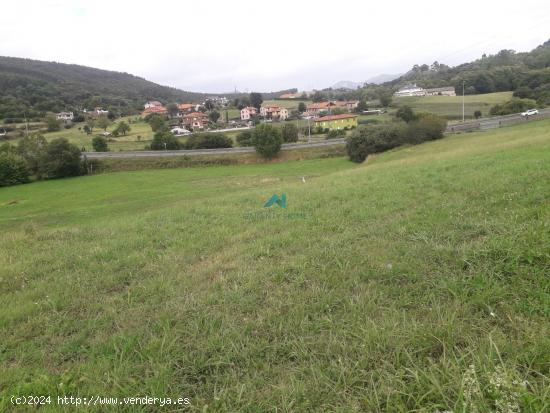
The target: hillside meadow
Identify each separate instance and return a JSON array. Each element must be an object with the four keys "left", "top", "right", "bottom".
[{"left": 0, "top": 119, "right": 549, "bottom": 411}]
